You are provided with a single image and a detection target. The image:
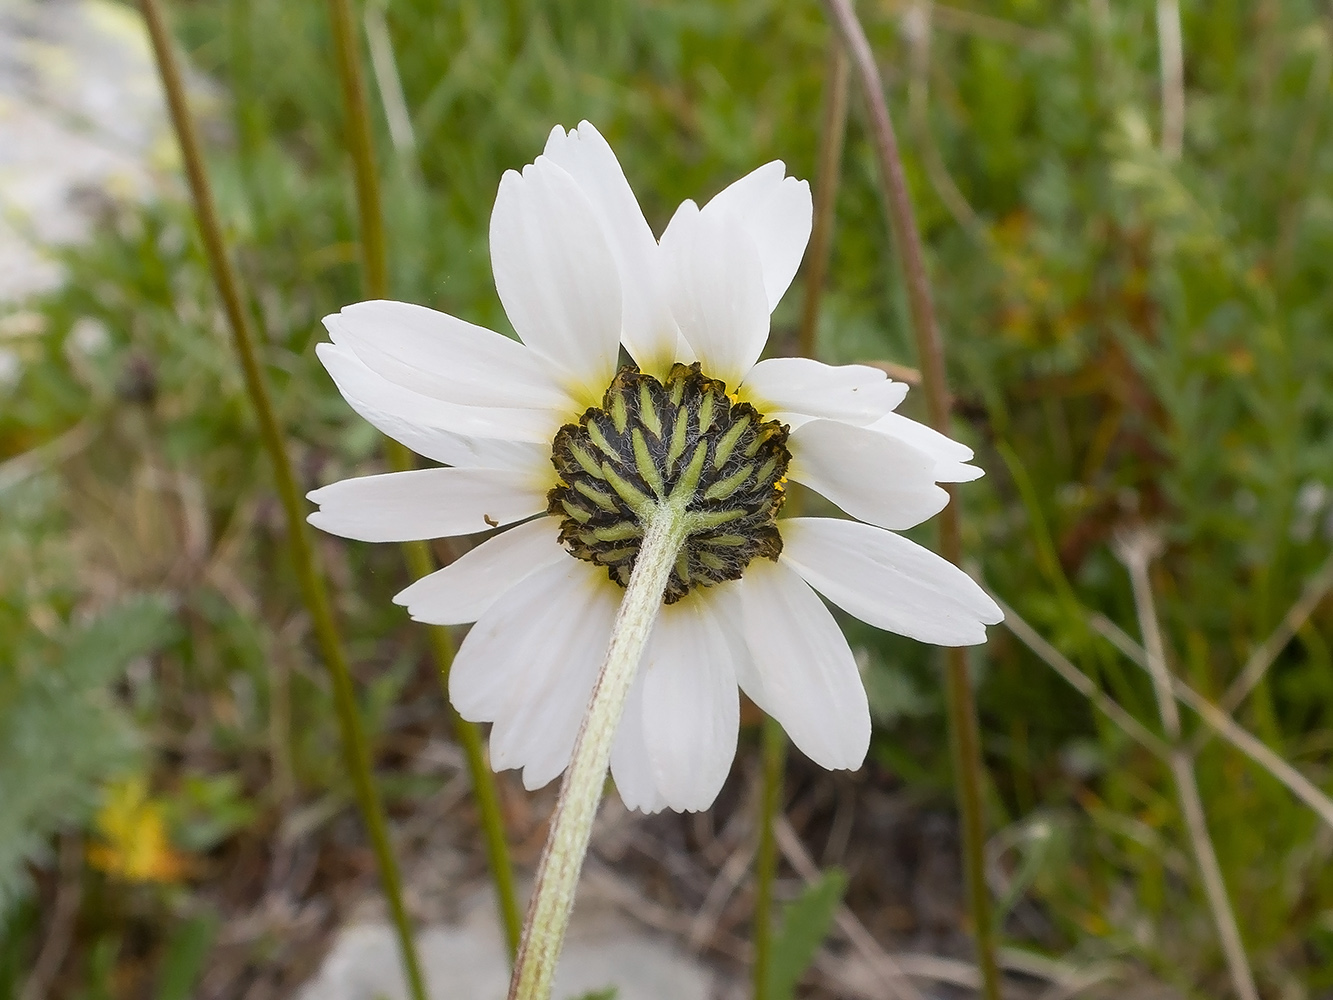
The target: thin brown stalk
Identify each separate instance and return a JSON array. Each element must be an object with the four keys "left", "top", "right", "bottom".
[
  {"left": 139, "top": 5, "right": 427, "bottom": 999},
  {"left": 881, "top": 0, "right": 1062, "bottom": 51},
  {"left": 1216, "top": 548, "right": 1333, "bottom": 719},
  {"left": 993, "top": 597, "right": 1170, "bottom": 760},
  {"left": 322, "top": 0, "right": 523, "bottom": 955},
  {"left": 821, "top": 1, "right": 999, "bottom": 994},
  {"left": 1115, "top": 533, "right": 1259, "bottom": 1000},
  {"left": 1089, "top": 613, "right": 1333, "bottom": 832},
  {"left": 20, "top": 835, "right": 82, "bottom": 1000},
  {"left": 798, "top": 40, "right": 850, "bottom": 359}
]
